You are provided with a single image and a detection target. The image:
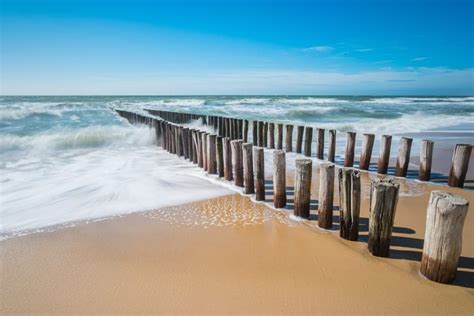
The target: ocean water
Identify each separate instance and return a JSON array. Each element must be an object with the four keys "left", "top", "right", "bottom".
[{"left": 1, "top": 96, "right": 473, "bottom": 239}]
